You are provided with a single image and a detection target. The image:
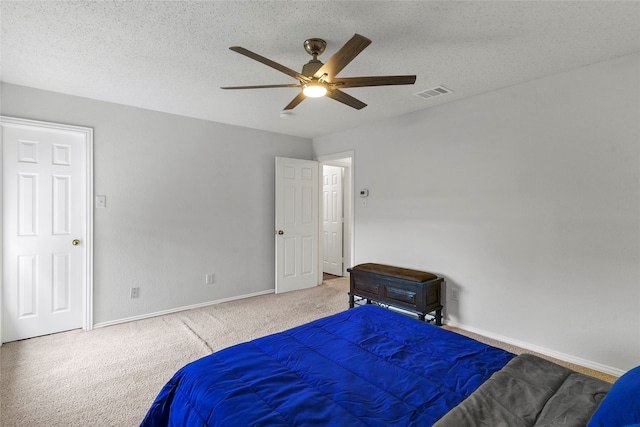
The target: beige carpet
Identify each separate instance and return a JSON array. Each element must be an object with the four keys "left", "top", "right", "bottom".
[
  {"left": 1, "top": 278, "right": 350, "bottom": 427},
  {"left": 0, "top": 277, "right": 613, "bottom": 426}
]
